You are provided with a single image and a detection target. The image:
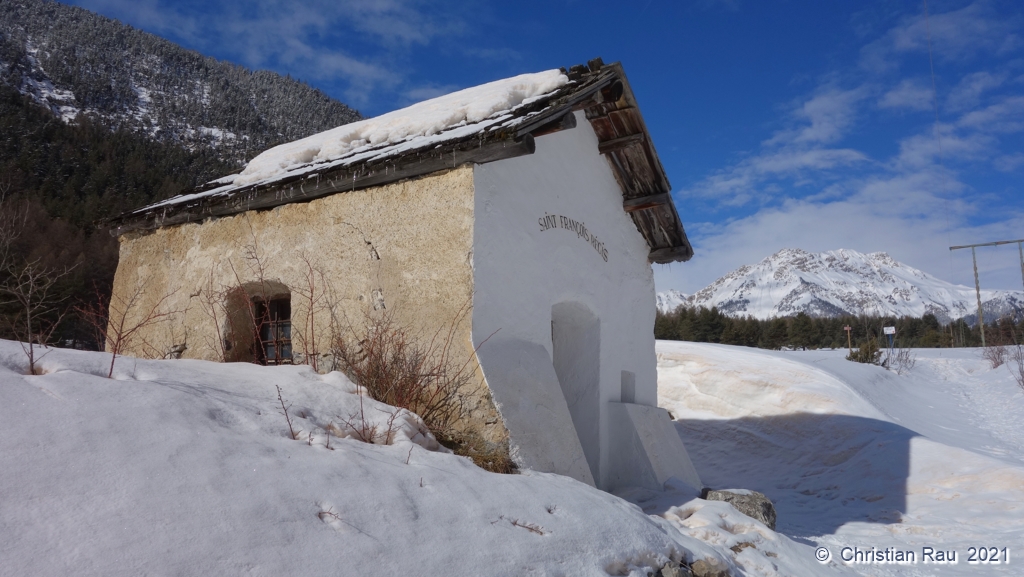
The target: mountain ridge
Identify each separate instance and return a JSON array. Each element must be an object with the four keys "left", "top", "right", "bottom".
[{"left": 659, "top": 248, "right": 1024, "bottom": 323}]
